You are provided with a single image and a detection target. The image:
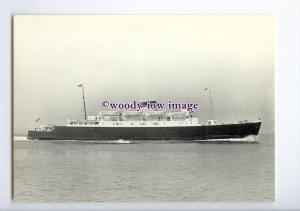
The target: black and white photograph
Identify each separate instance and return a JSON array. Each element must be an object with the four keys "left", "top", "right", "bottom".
[{"left": 13, "top": 15, "right": 274, "bottom": 202}]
